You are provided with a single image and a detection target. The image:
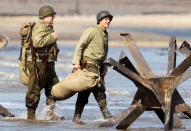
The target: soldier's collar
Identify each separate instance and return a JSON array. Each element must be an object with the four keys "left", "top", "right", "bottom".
[
  {"left": 97, "top": 25, "right": 108, "bottom": 37},
  {"left": 38, "top": 19, "right": 52, "bottom": 26},
  {"left": 97, "top": 25, "right": 107, "bottom": 33},
  {"left": 97, "top": 25, "right": 104, "bottom": 30}
]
